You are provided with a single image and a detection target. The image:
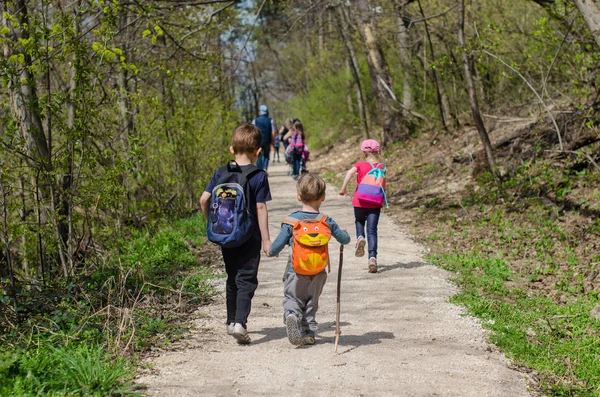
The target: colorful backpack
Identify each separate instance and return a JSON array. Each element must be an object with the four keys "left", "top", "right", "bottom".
[
  {"left": 207, "top": 161, "right": 261, "bottom": 248},
  {"left": 283, "top": 213, "right": 332, "bottom": 275},
  {"left": 355, "top": 162, "right": 388, "bottom": 208},
  {"left": 290, "top": 131, "right": 304, "bottom": 154}
]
